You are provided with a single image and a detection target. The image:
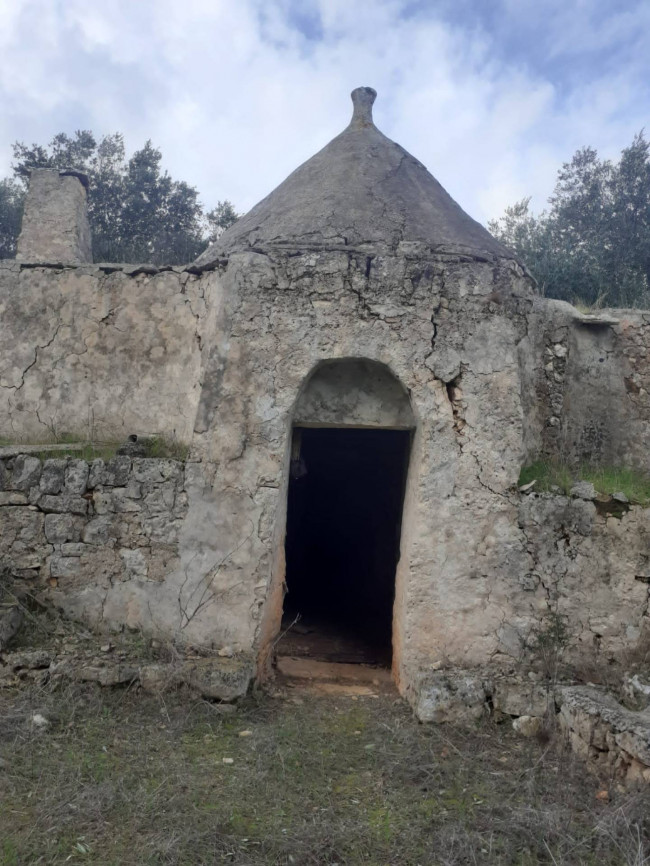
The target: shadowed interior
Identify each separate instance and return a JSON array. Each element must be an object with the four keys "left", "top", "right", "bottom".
[{"left": 281, "top": 427, "right": 411, "bottom": 667}]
